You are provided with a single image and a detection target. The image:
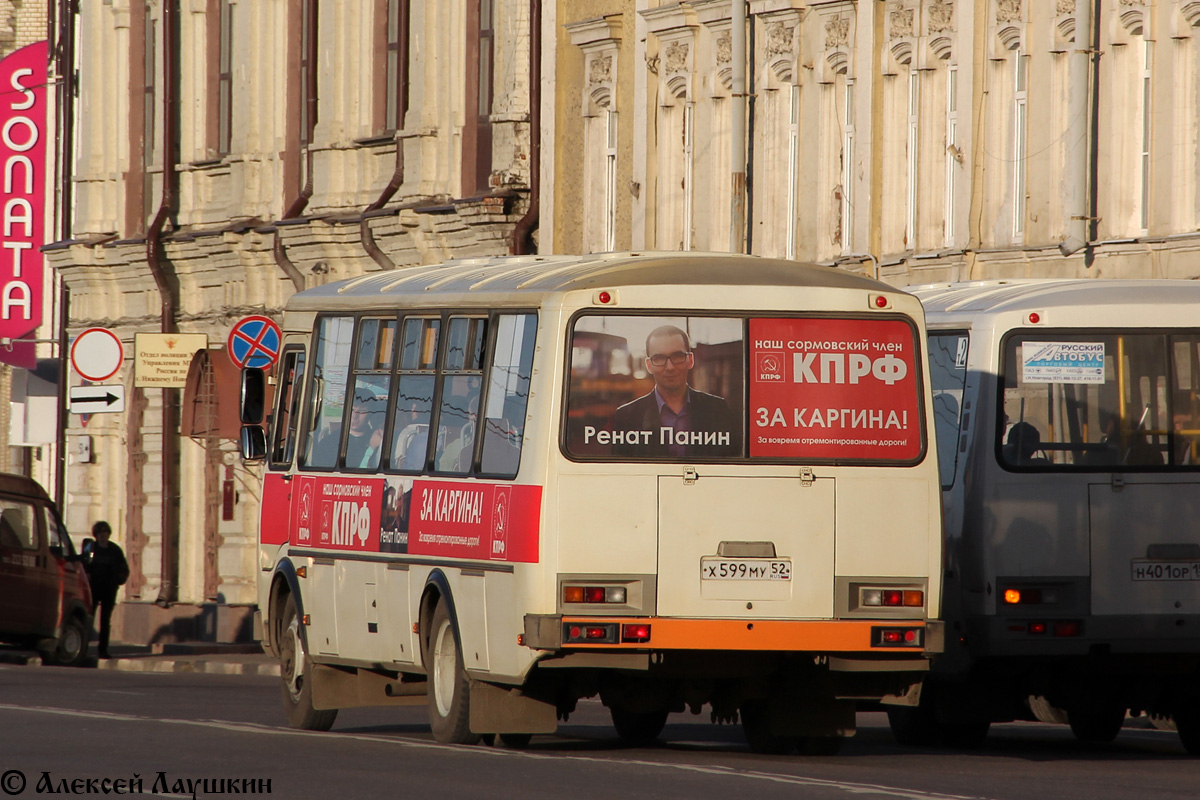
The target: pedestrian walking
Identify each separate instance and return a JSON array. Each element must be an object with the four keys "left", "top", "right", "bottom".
[{"left": 82, "top": 521, "right": 129, "bottom": 659}]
